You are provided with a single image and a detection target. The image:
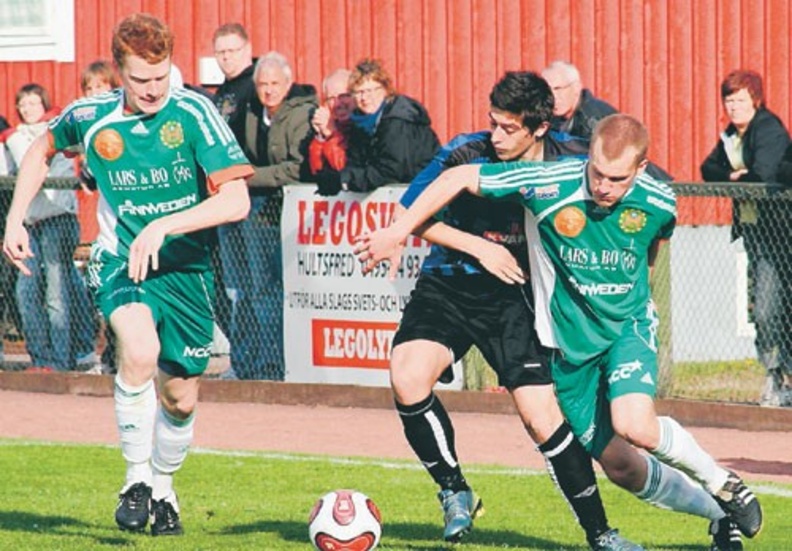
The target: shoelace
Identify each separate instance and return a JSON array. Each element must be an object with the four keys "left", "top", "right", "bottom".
[
  {"left": 122, "top": 485, "right": 149, "bottom": 510},
  {"left": 443, "top": 494, "right": 469, "bottom": 519},
  {"left": 157, "top": 502, "right": 179, "bottom": 528}
]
